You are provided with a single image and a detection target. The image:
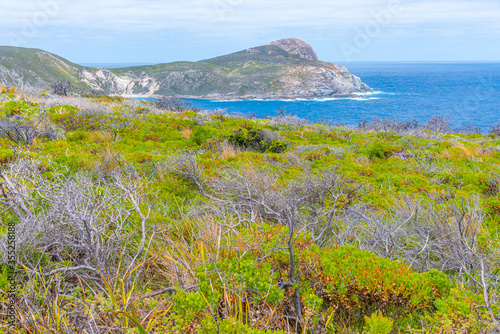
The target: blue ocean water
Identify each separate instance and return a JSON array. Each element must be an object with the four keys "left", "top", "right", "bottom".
[
  {"left": 88, "top": 62, "right": 500, "bottom": 131},
  {"left": 183, "top": 62, "right": 500, "bottom": 131}
]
